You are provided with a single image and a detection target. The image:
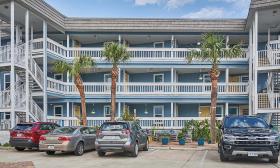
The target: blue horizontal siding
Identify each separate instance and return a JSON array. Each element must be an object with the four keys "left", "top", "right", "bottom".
[{"left": 129, "top": 71, "right": 171, "bottom": 82}]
